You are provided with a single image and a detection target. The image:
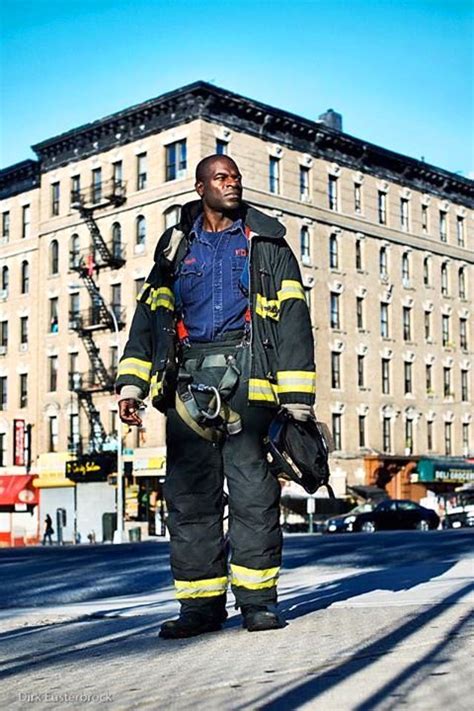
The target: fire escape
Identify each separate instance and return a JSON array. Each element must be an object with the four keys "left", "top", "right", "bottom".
[{"left": 69, "top": 178, "right": 126, "bottom": 454}]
